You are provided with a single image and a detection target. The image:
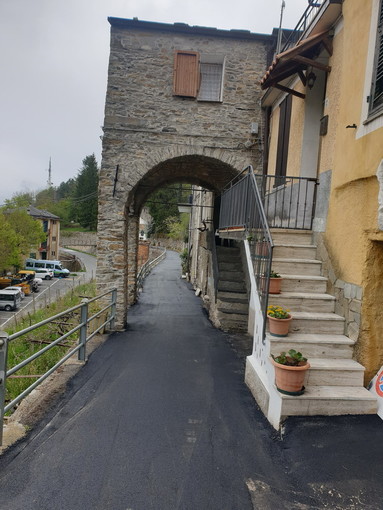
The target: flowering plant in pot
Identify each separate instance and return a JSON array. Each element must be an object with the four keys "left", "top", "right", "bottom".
[
  {"left": 271, "top": 349, "right": 310, "bottom": 395},
  {"left": 267, "top": 305, "right": 292, "bottom": 337},
  {"left": 268, "top": 269, "right": 282, "bottom": 294}
]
